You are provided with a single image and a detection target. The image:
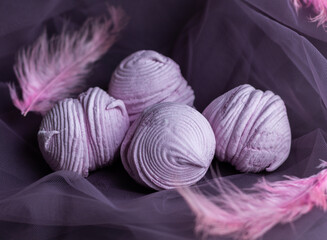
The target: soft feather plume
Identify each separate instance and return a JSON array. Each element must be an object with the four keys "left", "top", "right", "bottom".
[
  {"left": 8, "top": 6, "right": 127, "bottom": 116},
  {"left": 178, "top": 160, "right": 327, "bottom": 240},
  {"left": 292, "top": 0, "right": 327, "bottom": 27}
]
